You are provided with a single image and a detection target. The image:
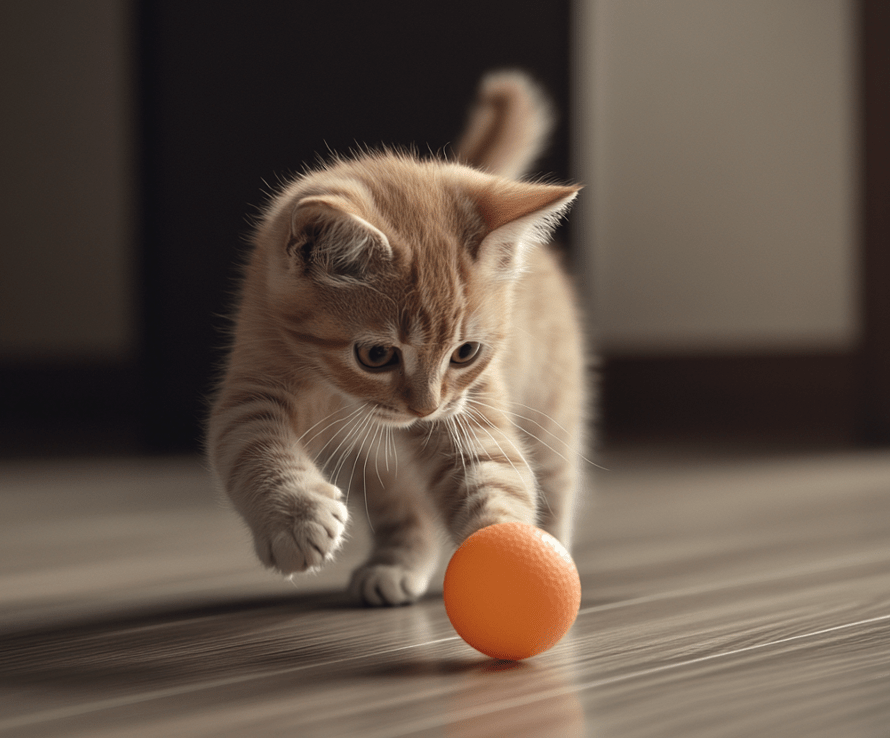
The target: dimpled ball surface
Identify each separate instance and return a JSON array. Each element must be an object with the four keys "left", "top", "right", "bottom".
[{"left": 443, "top": 522, "right": 582, "bottom": 660}]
